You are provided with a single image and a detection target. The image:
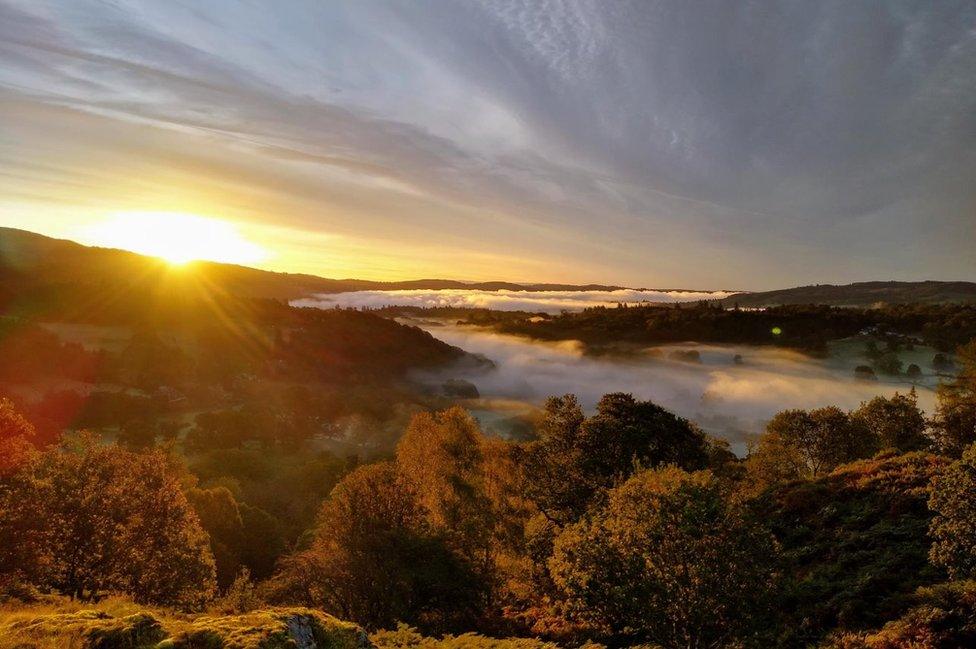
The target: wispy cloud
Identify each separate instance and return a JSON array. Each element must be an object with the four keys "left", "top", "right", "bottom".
[{"left": 0, "top": 1, "right": 973, "bottom": 286}]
